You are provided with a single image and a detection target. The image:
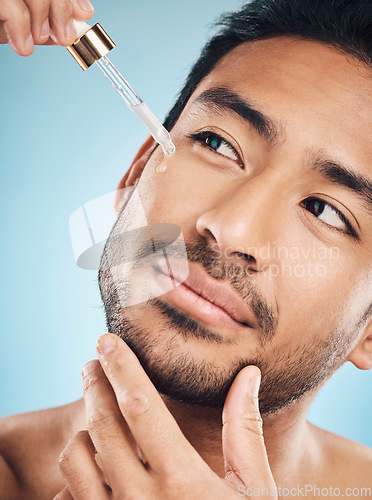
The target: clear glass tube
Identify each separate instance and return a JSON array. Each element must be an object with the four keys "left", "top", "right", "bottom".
[{"left": 96, "top": 55, "right": 175, "bottom": 156}]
